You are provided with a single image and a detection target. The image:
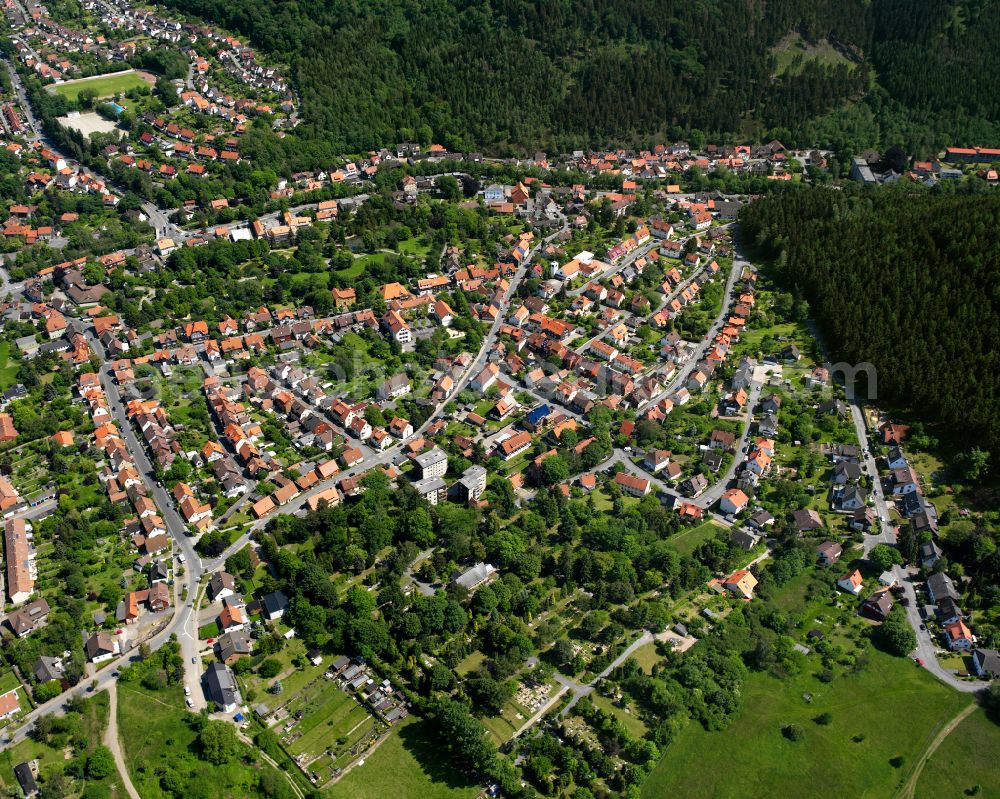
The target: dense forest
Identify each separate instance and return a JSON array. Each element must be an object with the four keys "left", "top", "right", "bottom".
[
  {"left": 740, "top": 186, "right": 1000, "bottom": 457},
  {"left": 154, "top": 0, "right": 1000, "bottom": 156}
]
